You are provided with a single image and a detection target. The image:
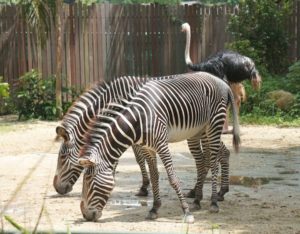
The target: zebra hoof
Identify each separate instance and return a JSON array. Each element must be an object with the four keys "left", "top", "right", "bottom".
[
  {"left": 135, "top": 187, "right": 148, "bottom": 197},
  {"left": 217, "top": 187, "right": 228, "bottom": 201},
  {"left": 146, "top": 211, "right": 158, "bottom": 220},
  {"left": 217, "top": 194, "right": 225, "bottom": 201},
  {"left": 209, "top": 203, "right": 219, "bottom": 213},
  {"left": 192, "top": 201, "right": 201, "bottom": 210},
  {"left": 183, "top": 213, "right": 194, "bottom": 224},
  {"left": 186, "top": 189, "right": 195, "bottom": 198}
]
